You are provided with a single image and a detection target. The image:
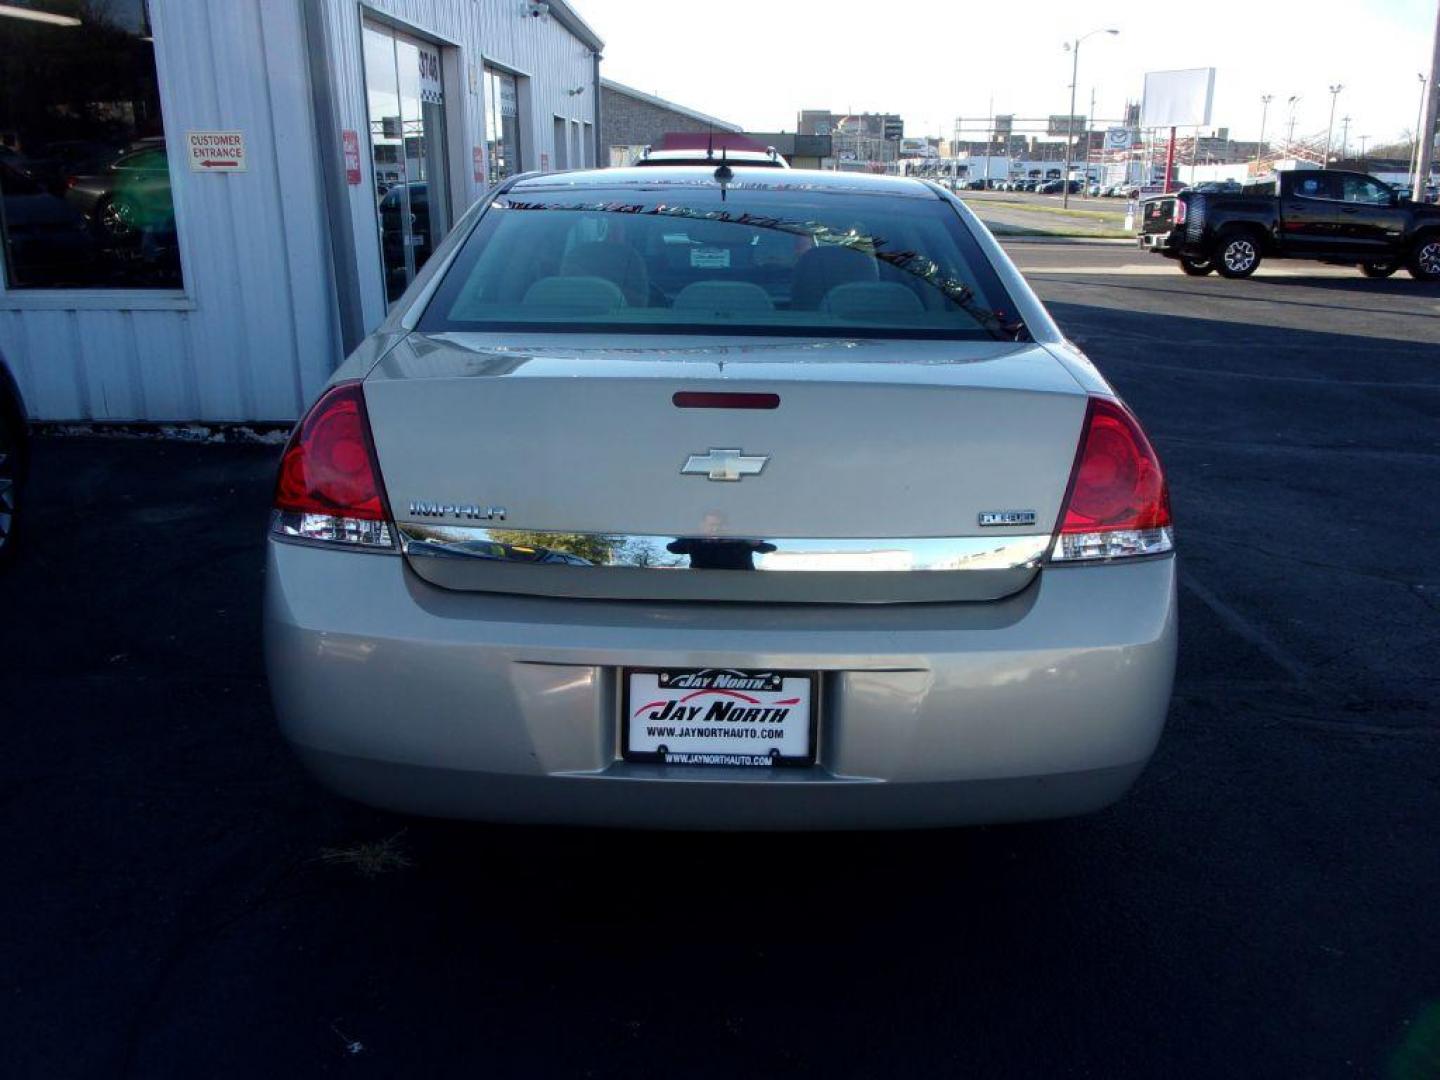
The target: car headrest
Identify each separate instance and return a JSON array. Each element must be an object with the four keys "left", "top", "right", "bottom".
[
  {"left": 672, "top": 281, "right": 776, "bottom": 316},
  {"left": 560, "top": 241, "right": 649, "bottom": 306},
  {"left": 820, "top": 282, "right": 925, "bottom": 321},
  {"left": 521, "top": 275, "right": 627, "bottom": 313},
  {"left": 790, "top": 244, "right": 880, "bottom": 310}
]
